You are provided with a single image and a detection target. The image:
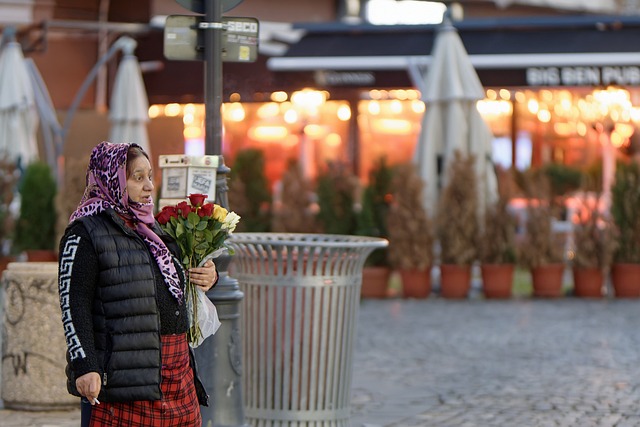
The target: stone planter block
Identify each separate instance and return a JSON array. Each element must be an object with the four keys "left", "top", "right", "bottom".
[{"left": 1, "top": 262, "right": 76, "bottom": 410}]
